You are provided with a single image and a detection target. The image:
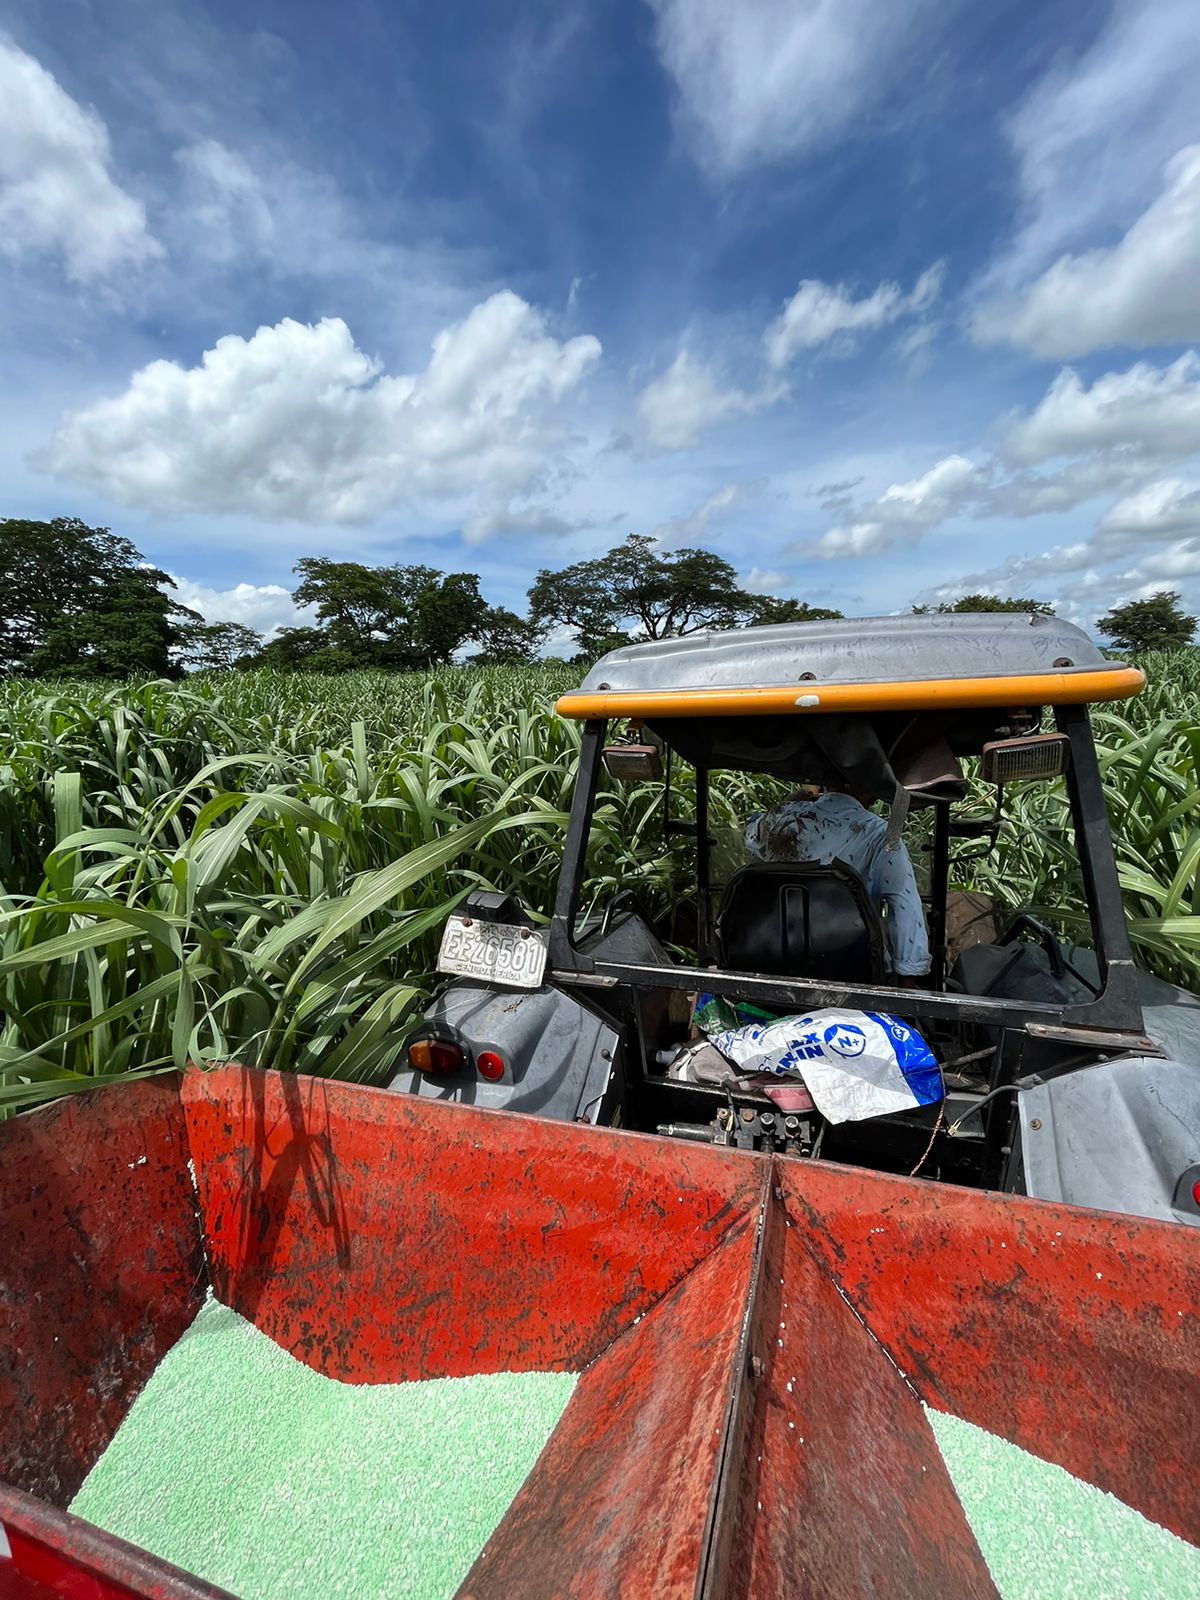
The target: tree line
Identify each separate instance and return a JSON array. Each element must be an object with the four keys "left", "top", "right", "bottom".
[{"left": 0, "top": 516, "right": 1193, "bottom": 678}]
